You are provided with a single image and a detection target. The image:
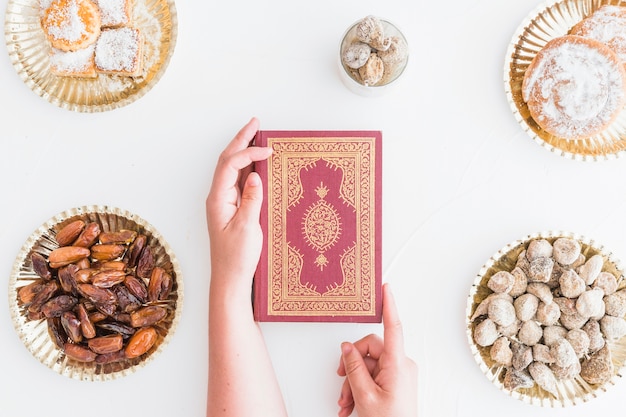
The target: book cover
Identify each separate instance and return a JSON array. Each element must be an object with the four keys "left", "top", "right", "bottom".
[{"left": 253, "top": 130, "right": 382, "bottom": 322}]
